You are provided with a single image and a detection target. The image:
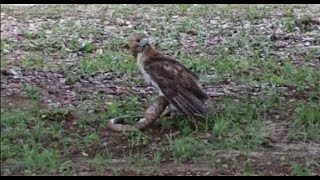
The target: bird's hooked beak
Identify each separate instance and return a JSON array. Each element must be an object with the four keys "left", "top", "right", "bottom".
[{"left": 138, "top": 38, "right": 150, "bottom": 52}]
